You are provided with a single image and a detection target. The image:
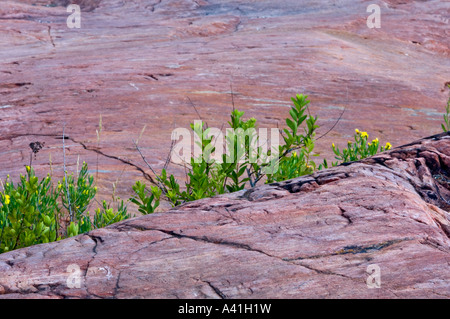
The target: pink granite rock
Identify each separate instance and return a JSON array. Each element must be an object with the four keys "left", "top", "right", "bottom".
[
  {"left": 0, "top": 0, "right": 449, "bottom": 215},
  {"left": 0, "top": 133, "right": 448, "bottom": 298}
]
